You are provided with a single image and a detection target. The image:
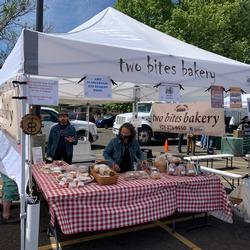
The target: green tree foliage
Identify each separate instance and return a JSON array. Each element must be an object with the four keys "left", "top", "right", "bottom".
[
  {"left": 115, "top": 0, "right": 250, "bottom": 63},
  {"left": 103, "top": 103, "right": 133, "bottom": 113},
  {"left": 0, "top": 0, "right": 35, "bottom": 64},
  {"left": 115, "top": 0, "right": 174, "bottom": 29}
]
